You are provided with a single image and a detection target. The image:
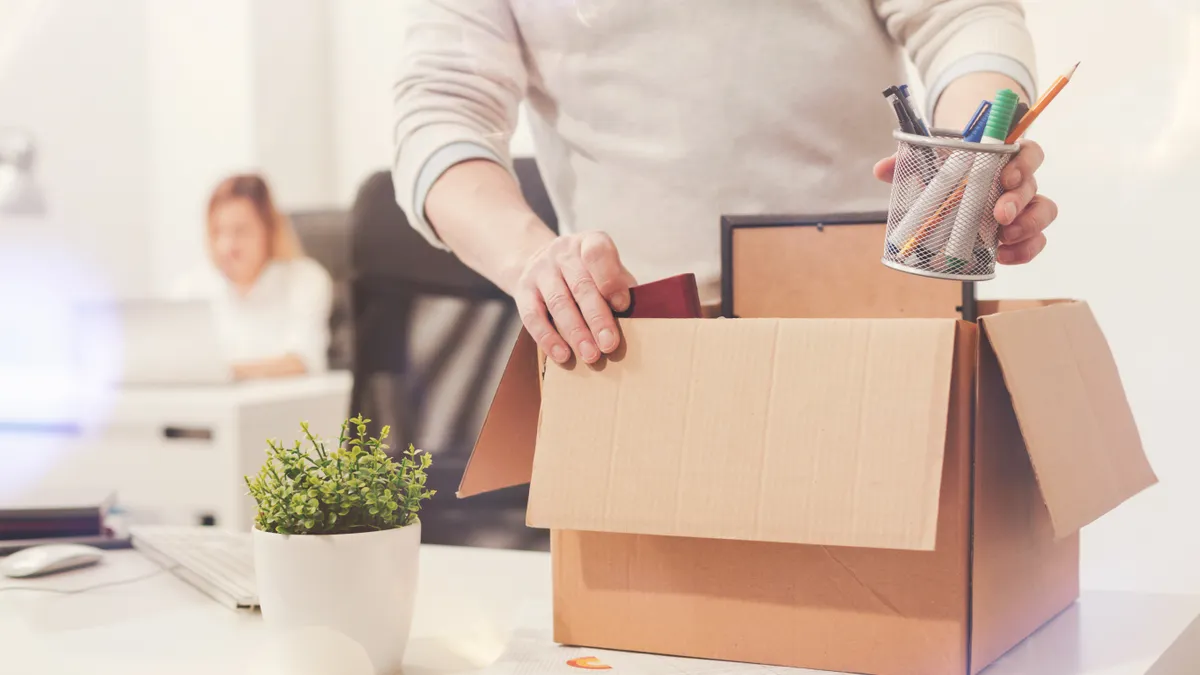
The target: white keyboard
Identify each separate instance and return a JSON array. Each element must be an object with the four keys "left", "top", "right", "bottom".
[{"left": 129, "top": 526, "right": 258, "bottom": 609}]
